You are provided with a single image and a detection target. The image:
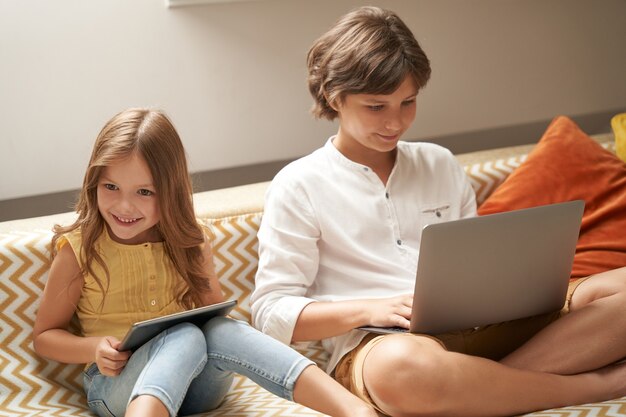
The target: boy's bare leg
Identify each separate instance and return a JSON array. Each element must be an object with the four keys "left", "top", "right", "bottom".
[
  {"left": 502, "top": 266, "right": 626, "bottom": 374},
  {"left": 362, "top": 335, "right": 626, "bottom": 417},
  {"left": 293, "top": 365, "right": 378, "bottom": 417}
]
